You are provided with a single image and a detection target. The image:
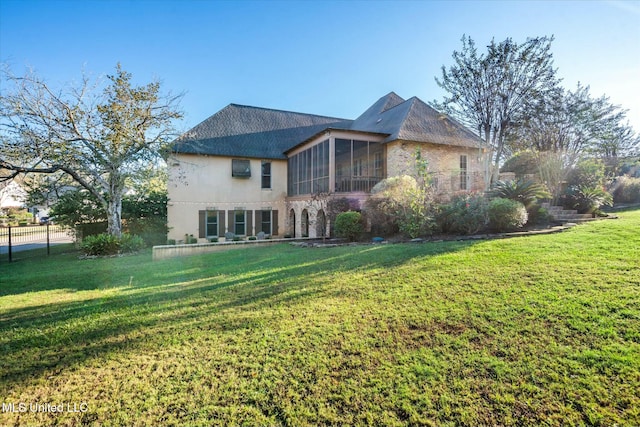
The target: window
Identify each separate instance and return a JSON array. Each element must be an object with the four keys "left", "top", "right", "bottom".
[
  {"left": 353, "top": 159, "right": 363, "bottom": 176},
  {"left": 206, "top": 211, "right": 218, "bottom": 237},
  {"left": 287, "top": 139, "right": 329, "bottom": 196},
  {"left": 199, "top": 210, "right": 225, "bottom": 239},
  {"left": 232, "top": 159, "right": 251, "bottom": 177},
  {"left": 335, "top": 138, "right": 383, "bottom": 193},
  {"left": 374, "top": 151, "right": 384, "bottom": 177},
  {"left": 261, "top": 210, "right": 272, "bottom": 234},
  {"left": 460, "top": 155, "right": 468, "bottom": 190},
  {"left": 353, "top": 140, "right": 368, "bottom": 177},
  {"left": 234, "top": 210, "right": 246, "bottom": 235},
  {"left": 256, "top": 210, "right": 279, "bottom": 235},
  {"left": 288, "top": 155, "right": 298, "bottom": 195},
  {"left": 261, "top": 161, "right": 271, "bottom": 189}
]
